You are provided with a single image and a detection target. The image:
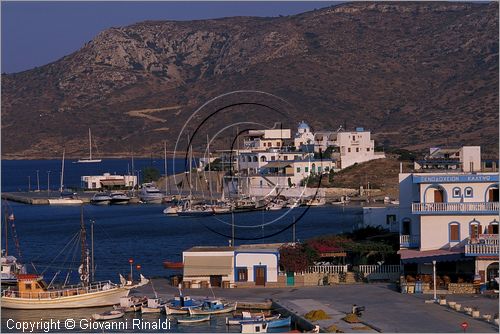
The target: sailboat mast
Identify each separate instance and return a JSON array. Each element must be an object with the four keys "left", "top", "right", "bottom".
[
  {"left": 164, "top": 141, "right": 168, "bottom": 196},
  {"left": 91, "top": 220, "right": 95, "bottom": 283},
  {"left": 89, "top": 128, "right": 92, "bottom": 160},
  {"left": 60, "top": 148, "right": 65, "bottom": 193},
  {"left": 207, "top": 134, "right": 213, "bottom": 202},
  {"left": 80, "top": 207, "right": 88, "bottom": 286},
  {"left": 4, "top": 206, "right": 8, "bottom": 256}
]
